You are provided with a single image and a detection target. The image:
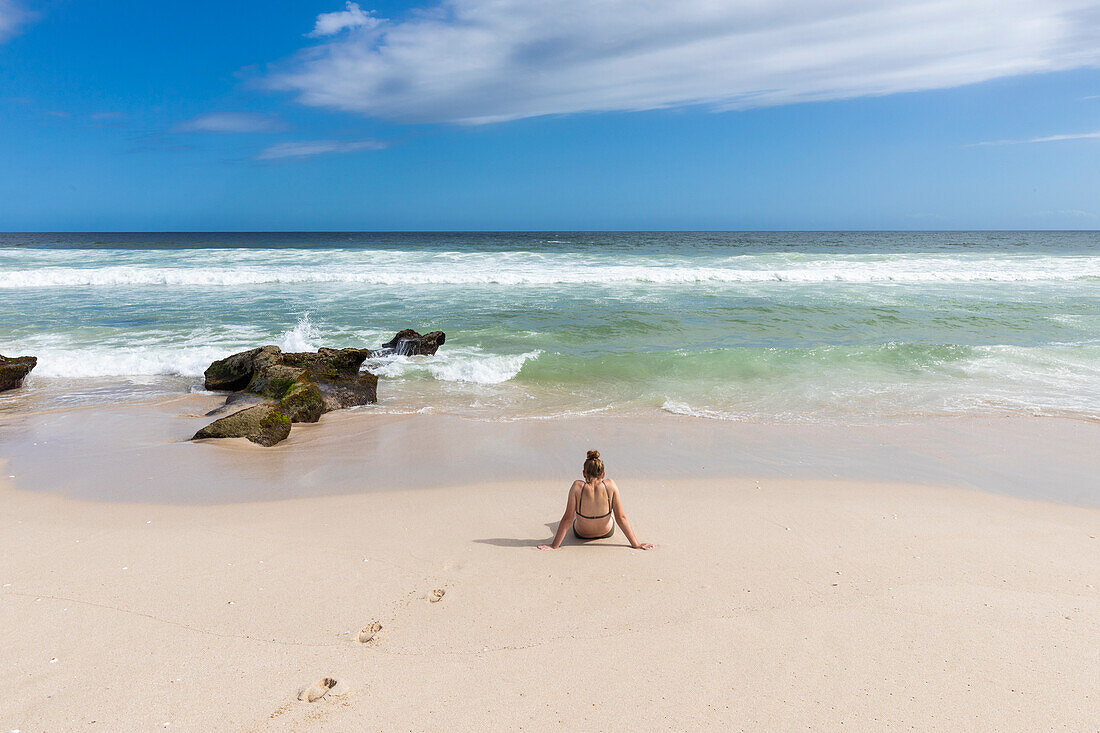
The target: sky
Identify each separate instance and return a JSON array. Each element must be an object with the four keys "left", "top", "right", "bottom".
[{"left": 0, "top": 0, "right": 1098, "bottom": 231}]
